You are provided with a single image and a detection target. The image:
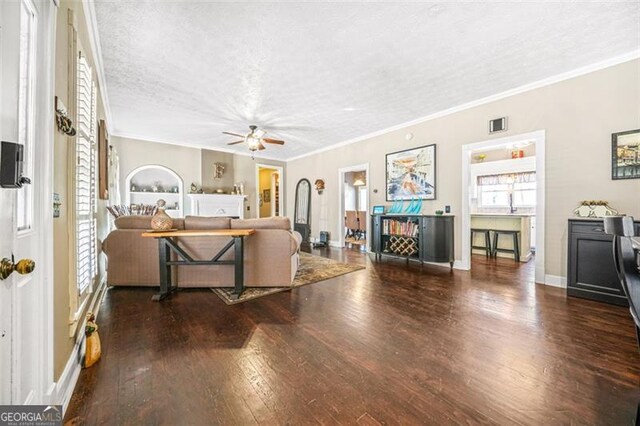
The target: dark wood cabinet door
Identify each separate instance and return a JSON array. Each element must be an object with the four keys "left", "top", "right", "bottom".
[
  {"left": 371, "top": 215, "right": 381, "bottom": 253},
  {"left": 567, "top": 227, "right": 627, "bottom": 306},
  {"left": 422, "top": 216, "right": 454, "bottom": 264}
]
